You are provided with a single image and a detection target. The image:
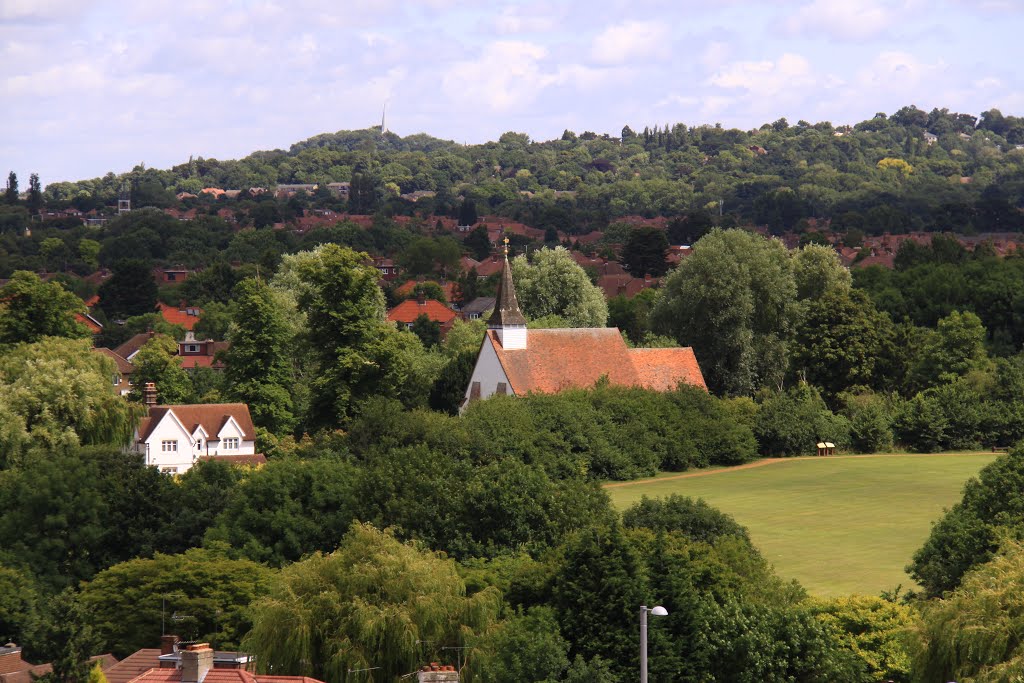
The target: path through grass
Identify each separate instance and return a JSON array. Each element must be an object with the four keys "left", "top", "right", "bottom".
[{"left": 605, "top": 453, "right": 997, "bottom": 596}]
